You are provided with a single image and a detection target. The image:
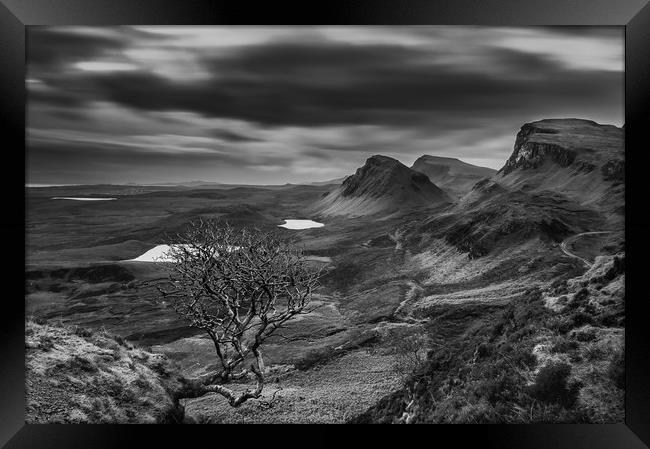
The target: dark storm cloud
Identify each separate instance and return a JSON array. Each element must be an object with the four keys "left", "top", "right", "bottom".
[
  {"left": 28, "top": 28, "right": 126, "bottom": 71},
  {"left": 204, "top": 41, "right": 427, "bottom": 76},
  {"left": 37, "top": 108, "right": 88, "bottom": 123},
  {"left": 209, "top": 129, "right": 264, "bottom": 143},
  {"left": 27, "top": 137, "right": 303, "bottom": 184},
  {"left": 487, "top": 48, "right": 565, "bottom": 73},
  {"left": 207, "top": 39, "right": 562, "bottom": 78},
  {"left": 538, "top": 26, "right": 623, "bottom": 39},
  {"left": 37, "top": 41, "right": 618, "bottom": 131},
  {"left": 28, "top": 87, "right": 86, "bottom": 109},
  {"left": 27, "top": 133, "right": 296, "bottom": 167}
]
